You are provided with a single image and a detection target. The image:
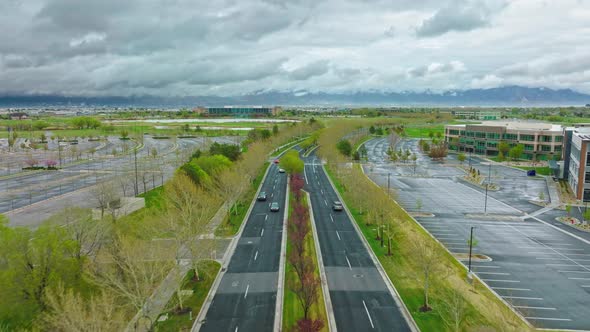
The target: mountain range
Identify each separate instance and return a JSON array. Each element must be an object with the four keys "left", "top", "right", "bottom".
[{"left": 0, "top": 86, "right": 589, "bottom": 108}]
